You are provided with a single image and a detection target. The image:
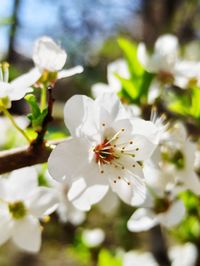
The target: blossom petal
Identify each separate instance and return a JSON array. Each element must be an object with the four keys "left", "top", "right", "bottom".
[
  {"left": 96, "top": 92, "right": 128, "bottom": 122},
  {"left": 71, "top": 184, "right": 109, "bottom": 211},
  {"left": 33, "top": 36, "right": 67, "bottom": 71},
  {"left": 0, "top": 212, "right": 13, "bottom": 245},
  {"left": 158, "top": 200, "right": 185, "bottom": 228},
  {"left": 64, "top": 95, "right": 100, "bottom": 138},
  {"left": 131, "top": 118, "right": 161, "bottom": 144},
  {"left": 107, "top": 59, "right": 129, "bottom": 92},
  {"left": 91, "top": 83, "right": 111, "bottom": 98},
  {"left": 6, "top": 167, "right": 38, "bottom": 201},
  {"left": 57, "top": 65, "right": 83, "bottom": 79},
  {"left": 48, "top": 138, "right": 90, "bottom": 182},
  {"left": 109, "top": 163, "right": 146, "bottom": 206},
  {"left": 184, "top": 172, "right": 200, "bottom": 196},
  {"left": 11, "top": 67, "right": 41, "bottom": 90},
  {"left": 29, "top": 187, "right": 59, "bottom": 217},
  {"left": 127, "top": 208, "right": 157, "bottom": 232},
  {"left": 12, "top": 216, "right": 41, "bottom": 252},
  {"left": 137, "top": 43, "right": 151, "bottom": 71}
]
